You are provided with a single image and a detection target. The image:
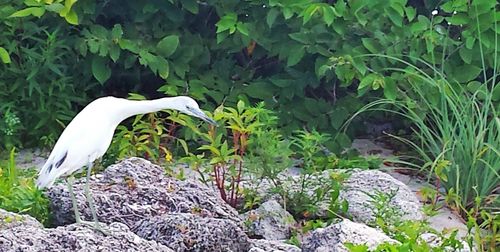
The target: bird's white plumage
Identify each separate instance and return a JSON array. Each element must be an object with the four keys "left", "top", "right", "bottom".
[{"left": 36, "top": 96, "right": 214, "bottom": 188}]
